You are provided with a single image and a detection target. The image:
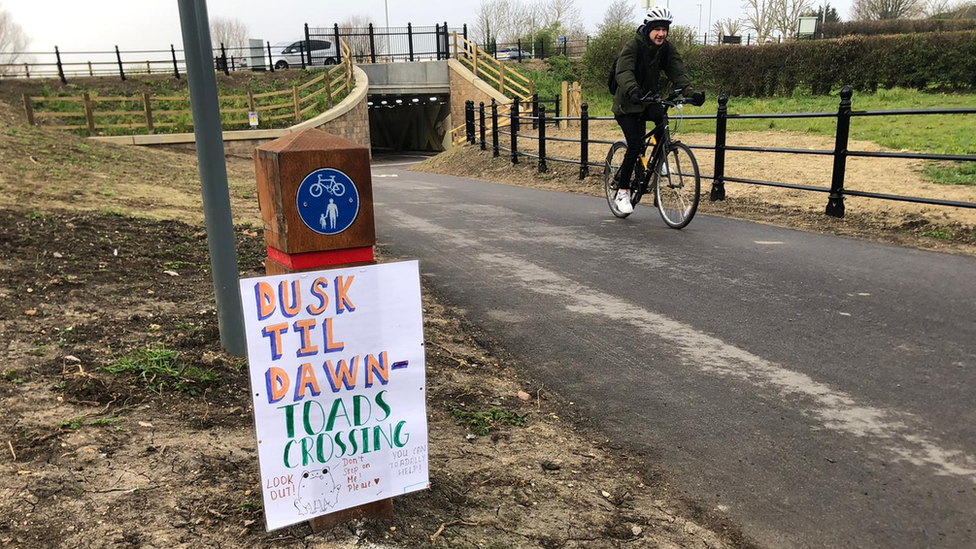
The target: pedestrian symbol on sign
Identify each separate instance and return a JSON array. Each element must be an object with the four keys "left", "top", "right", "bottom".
[{"left": 296, "top": 168, "right": 360, "bottom": 236}]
